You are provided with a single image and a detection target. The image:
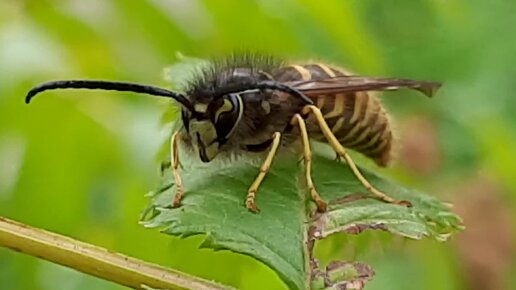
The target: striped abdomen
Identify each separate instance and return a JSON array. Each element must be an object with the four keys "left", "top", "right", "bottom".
[{"left": 273, "top": 63, "right": 394, "bottom": 167}]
